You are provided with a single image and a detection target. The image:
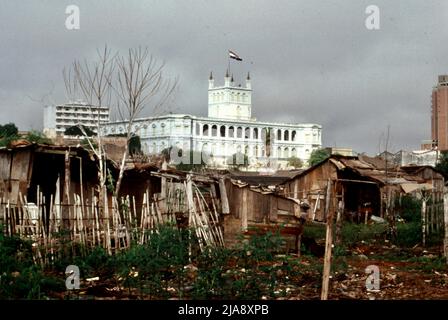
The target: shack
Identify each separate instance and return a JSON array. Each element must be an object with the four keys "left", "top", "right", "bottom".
[
  {"left": 281, "top": 155, "right": 444, "bottom": 222},
  {"left": 0, "top": 142, "right": 98, "bottom": 207},
  {"left": 224, "top": 179, "right": 309, "bottom": 251}
]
